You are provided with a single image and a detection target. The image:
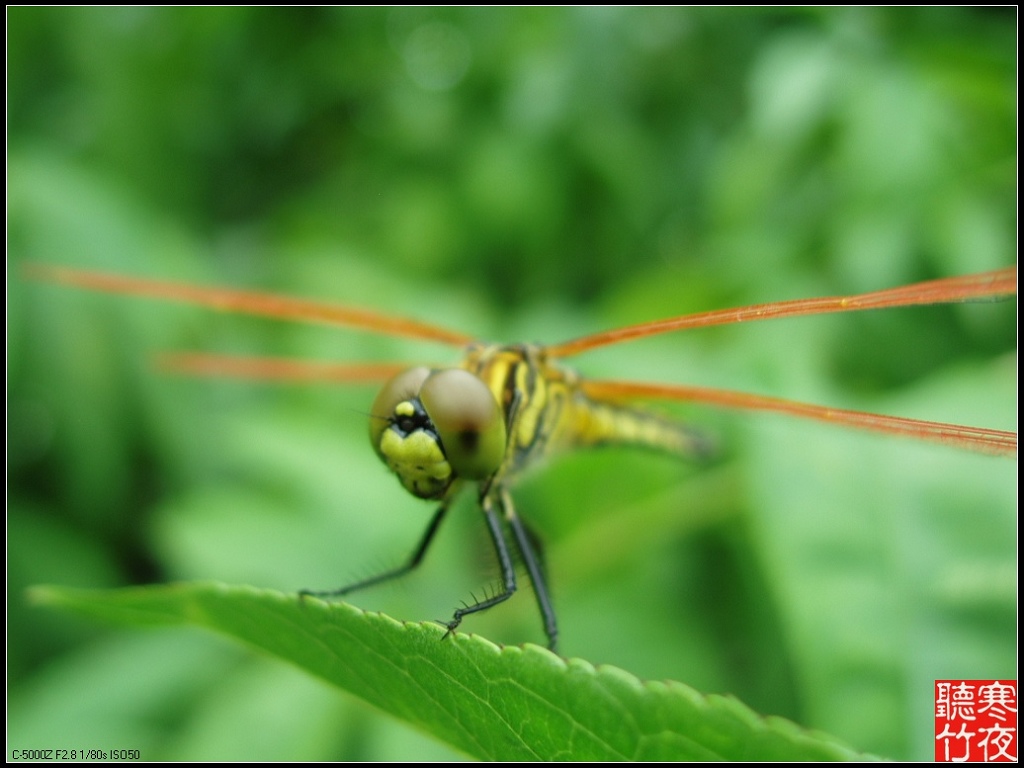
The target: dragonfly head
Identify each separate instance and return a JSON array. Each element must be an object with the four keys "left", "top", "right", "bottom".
[{"left": 370, "top": 367, "right": 507, "bottom": 500}]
